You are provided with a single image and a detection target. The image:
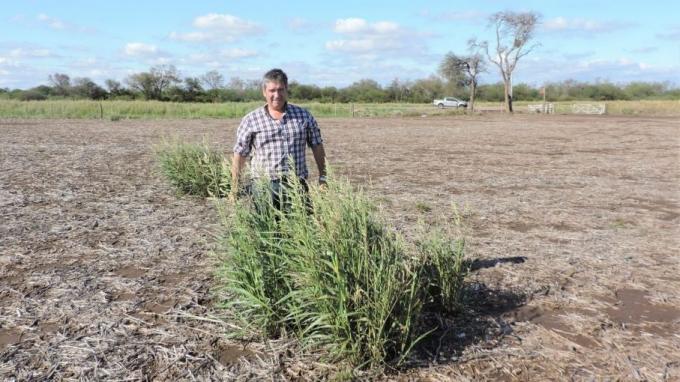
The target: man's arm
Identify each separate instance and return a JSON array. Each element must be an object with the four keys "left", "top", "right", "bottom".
[
  {"left": 230, "top": 153, "right": 248, "bottom": 199},
  {"left": 311, "top": 143, "right": 326, "bottom": 184}
]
